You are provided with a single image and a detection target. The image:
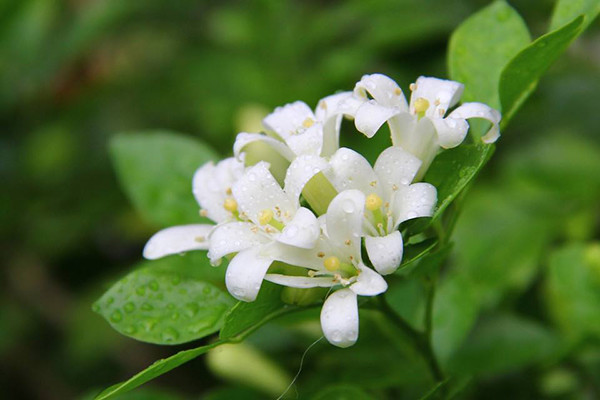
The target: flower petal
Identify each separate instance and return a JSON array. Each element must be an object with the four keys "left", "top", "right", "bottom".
[
  {"left": 326, "top": 189, "right": 365, "bottom": 261},
  {"left": 365, "top": 232, "right": 404, "bottom": 275},
  {"left": 374, "top": 146, "right": 422, "bottom": 198},
  {"left": 263, "top": 101, "right": 315, "bottom": 141},
  {"left": 410, "top": 76, "right": 464, "bottom": 118},
  {"left": 320, "top": 288, "right": 359, "bottom": 348},
  {"left": 207, "top": 221, "right": 267, "bottom": 263},
  {"left": 264, "top": 274, "right": 336, "bottom": 288},
  {"left": 225, "top": 247, "right": 273, "bottom": 301},
  {"left": 354, "top": 74, "right": 409, "bottom": 109},
  {"left": 431, "top": 118, "right": 469, "bottom": 149},
  {"left": 354, "top": 100, "right": 400, "bottom": 138},
  {"left": 193, "top": 157, "right": 244, "bottom": 223},
  {"left": 233, "top": 132, "right": 295, "bottom": 161},
  {"left": 232, "top": 162, "right": 296, "bottom": 225},
  {"left": 277, "top": 207, "right": 320, "bottom": 249},
  {"left": 326, "top": 148, "right": 381, "bottom": 196},
  {"left": 392, "top": 183, "right": 437, "bottom": 227},
  {"left": 267, "top": 241, "right": 326, "bottom": 270},
  {"left": 143, "top": 225, "right": 213, "bottom": 260},
  {"left": 316, "top": 92, "right": 353, "bottom": 157},
  {"left": 448, "top": 102, "right": 501, "bottom": 144},
  {"left": 284, "top": 155, "right": 329, "bottom": 203},
  {"left": 350, "top": 264, "right": 388, "bottom": 296},
  {"left": 390, "top": 115, "right": 438, "bottom": 180}
]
